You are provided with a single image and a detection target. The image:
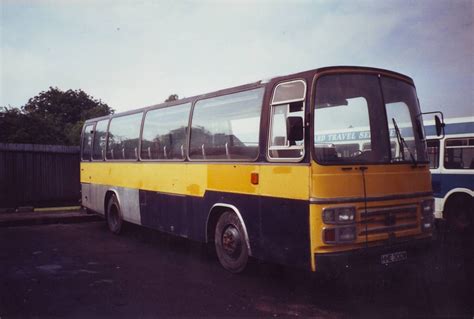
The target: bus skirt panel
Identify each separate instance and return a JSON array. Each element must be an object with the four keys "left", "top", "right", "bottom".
[{"left": 138, "top": 189, "right": 311, "bottom": 269}]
